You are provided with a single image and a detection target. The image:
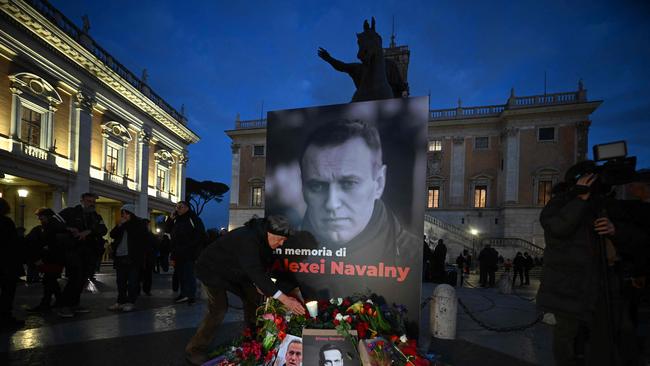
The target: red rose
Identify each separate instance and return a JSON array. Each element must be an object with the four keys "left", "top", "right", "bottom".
[
  {"left": 278, "top": 330, "right": 286, "bottom": 340},
  {"left": 389, "top": 335, "right": 399, "bottom": 343}
]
